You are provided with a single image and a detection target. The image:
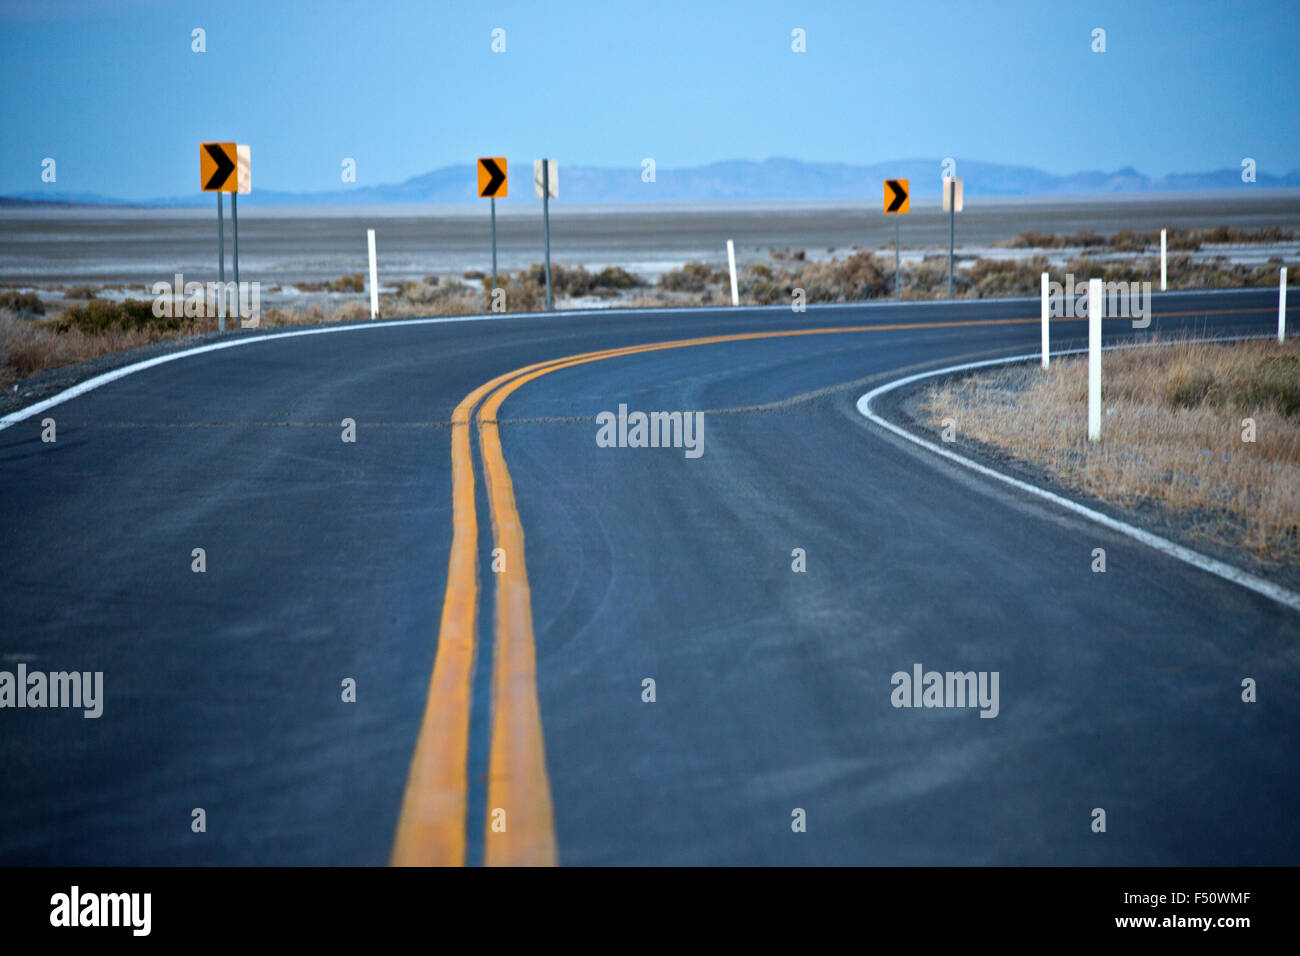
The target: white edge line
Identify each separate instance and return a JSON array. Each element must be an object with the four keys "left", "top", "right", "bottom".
[
  {"left": 855, "top": 337, "right": 1300, "bottom": 614},
  {"left": 0, "top": 300, "right": 925, "bottom": 430},
  {"left": 0, "top": 313, "right": 504, "bottom": 431},
  {"left": 3, "top": 285, "right": 1289, "bottom": 431}
]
